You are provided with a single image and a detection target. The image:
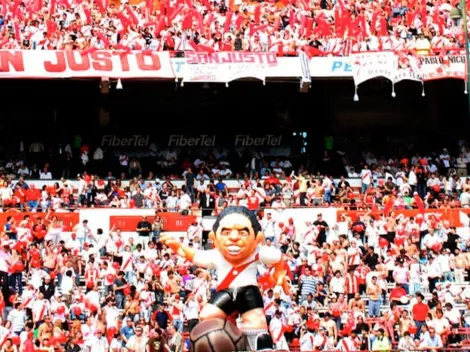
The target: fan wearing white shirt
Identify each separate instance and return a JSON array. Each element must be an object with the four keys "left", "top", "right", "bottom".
[
  {"left": 61, "top": 269, "right": 75, "bottom": 298},
  {"left": 85, "top": 330, "right": 109, "bottom": 352},
  {"left": 177, "top": 190, "right": 192, "bottom": 212},
  {"left": 126, "top": 326, "right": 148, "bottom": 352},
  {"left": 7, "top": 302, "right": 27, "bottom": 334}
]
